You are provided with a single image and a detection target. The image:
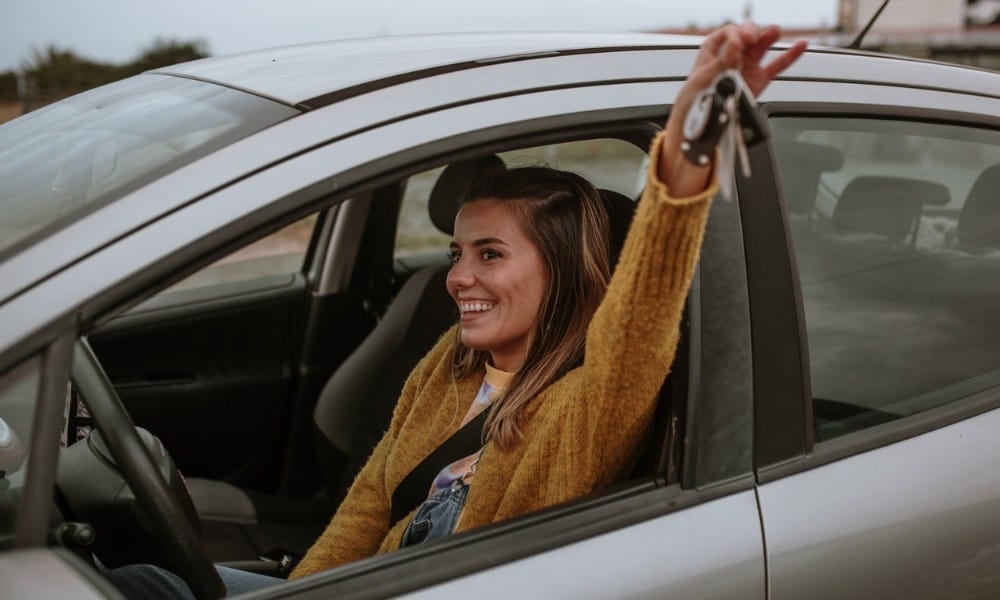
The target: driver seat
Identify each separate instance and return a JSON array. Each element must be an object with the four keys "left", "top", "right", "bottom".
[{"left": 185, "top": 155, "right": 639, "bottom": 568}]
